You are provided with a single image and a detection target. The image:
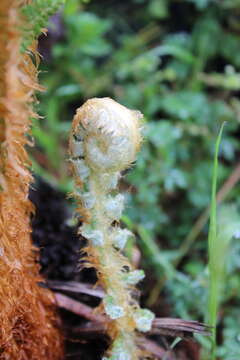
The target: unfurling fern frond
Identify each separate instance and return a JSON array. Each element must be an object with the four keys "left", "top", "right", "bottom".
[{"left": 69, "top": 98, "right": 155, "bottom": 360}]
